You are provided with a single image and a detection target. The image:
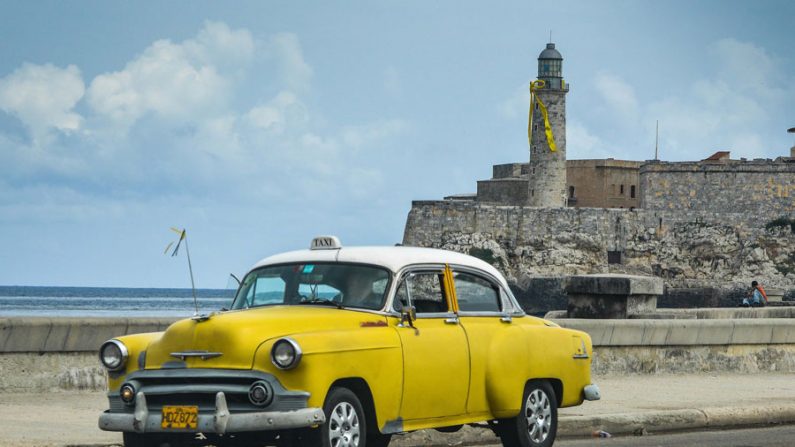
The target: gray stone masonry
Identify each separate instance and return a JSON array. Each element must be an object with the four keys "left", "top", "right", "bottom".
[
  {"left": 640, "top": 159, "right": 795, "bottom": 214},
  {"left": 403, "top": 200, "right": 795, "bottom": 291},
  {"left": 565, "top": 274, "right": 663, "bottom": 318},
  {"left": 528, "top": 88, "right": 567, "bottom": 207}
]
